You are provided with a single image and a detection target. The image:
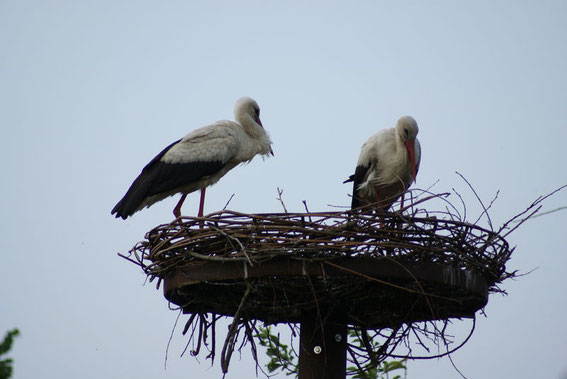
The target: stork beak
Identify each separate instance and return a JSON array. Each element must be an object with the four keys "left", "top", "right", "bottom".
[
  {"left": 256, "top": 116, "right": 273, "bottom": 156},
  {"left": 404, "top": 140, "right": 417, "bottom": 183}
]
